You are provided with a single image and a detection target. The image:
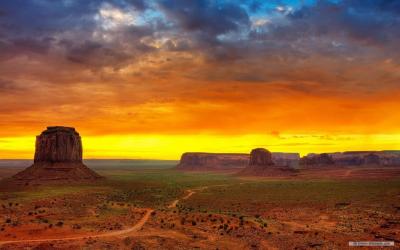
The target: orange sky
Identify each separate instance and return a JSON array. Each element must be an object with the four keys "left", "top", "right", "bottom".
[{"left": 1, "top": 0, "right": 400, "bottom": 159}]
